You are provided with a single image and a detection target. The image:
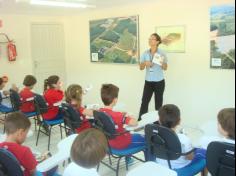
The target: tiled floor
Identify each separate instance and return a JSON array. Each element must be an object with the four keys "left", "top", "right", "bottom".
[{"left": 0, "top": 115, "right": 204, "bottom": 176}]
